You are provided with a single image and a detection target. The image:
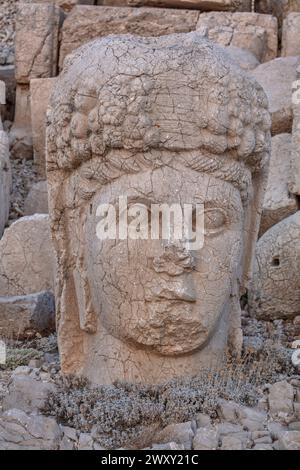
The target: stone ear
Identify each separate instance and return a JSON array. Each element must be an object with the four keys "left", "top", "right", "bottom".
[{"left": 72, "top": 206, "right": 97, "bottom": 334}]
